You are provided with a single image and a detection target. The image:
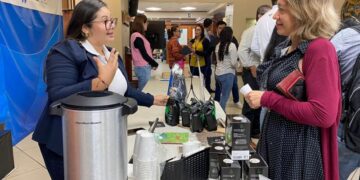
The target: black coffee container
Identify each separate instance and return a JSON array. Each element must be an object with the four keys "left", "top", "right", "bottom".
[
  {"left": 165, "top": 98, "right": 180, "bottom": 126},
  {"left": 181, "top": 105, "right": 191, "bottom": 127},
  {"left": 190, "top": 110, "right": 203, "bottom": 132},
  {"left": 242, "top": 153, "right": 269, "bottom": 180}
]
